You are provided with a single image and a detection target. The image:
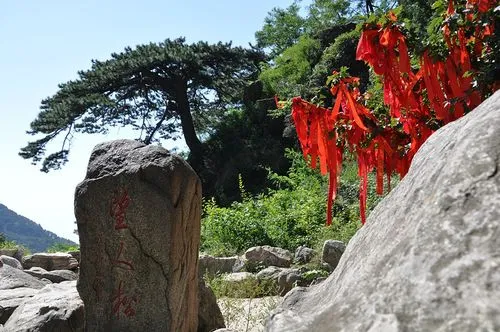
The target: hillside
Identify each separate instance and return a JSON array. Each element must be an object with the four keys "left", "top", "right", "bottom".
[{"left": 0, "top": 203, "right": 76, "bottom": 252}]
